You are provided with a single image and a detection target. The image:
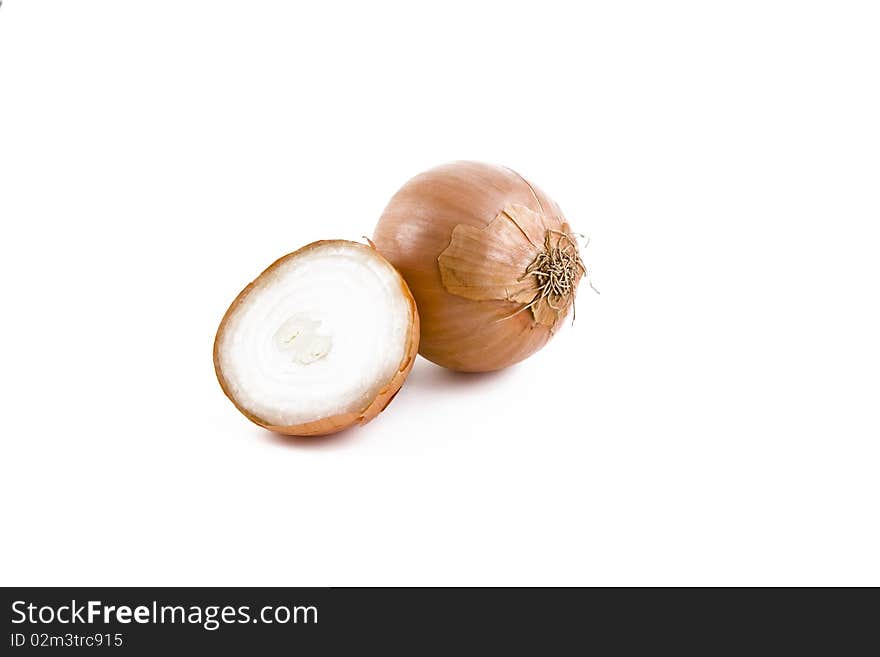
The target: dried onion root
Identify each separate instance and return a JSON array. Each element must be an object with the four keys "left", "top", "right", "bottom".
[
  {"left": 214, "top": 240, "right": 419, "bottom": 436},
  {"left": 373, "top": 161, "right": 588, "bottom": 372}
]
